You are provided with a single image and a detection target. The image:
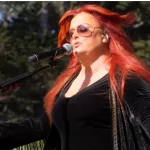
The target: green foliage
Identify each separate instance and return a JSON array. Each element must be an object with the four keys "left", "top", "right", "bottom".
[
  {"left": 0, "top": 1, "right": 149, "bottom": 123},
  {"left": 134, "top": 40, "right": 150, "bottom": 66},
  {"left": 0, "top": 2, "right": 64, "bottom": 122}
]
